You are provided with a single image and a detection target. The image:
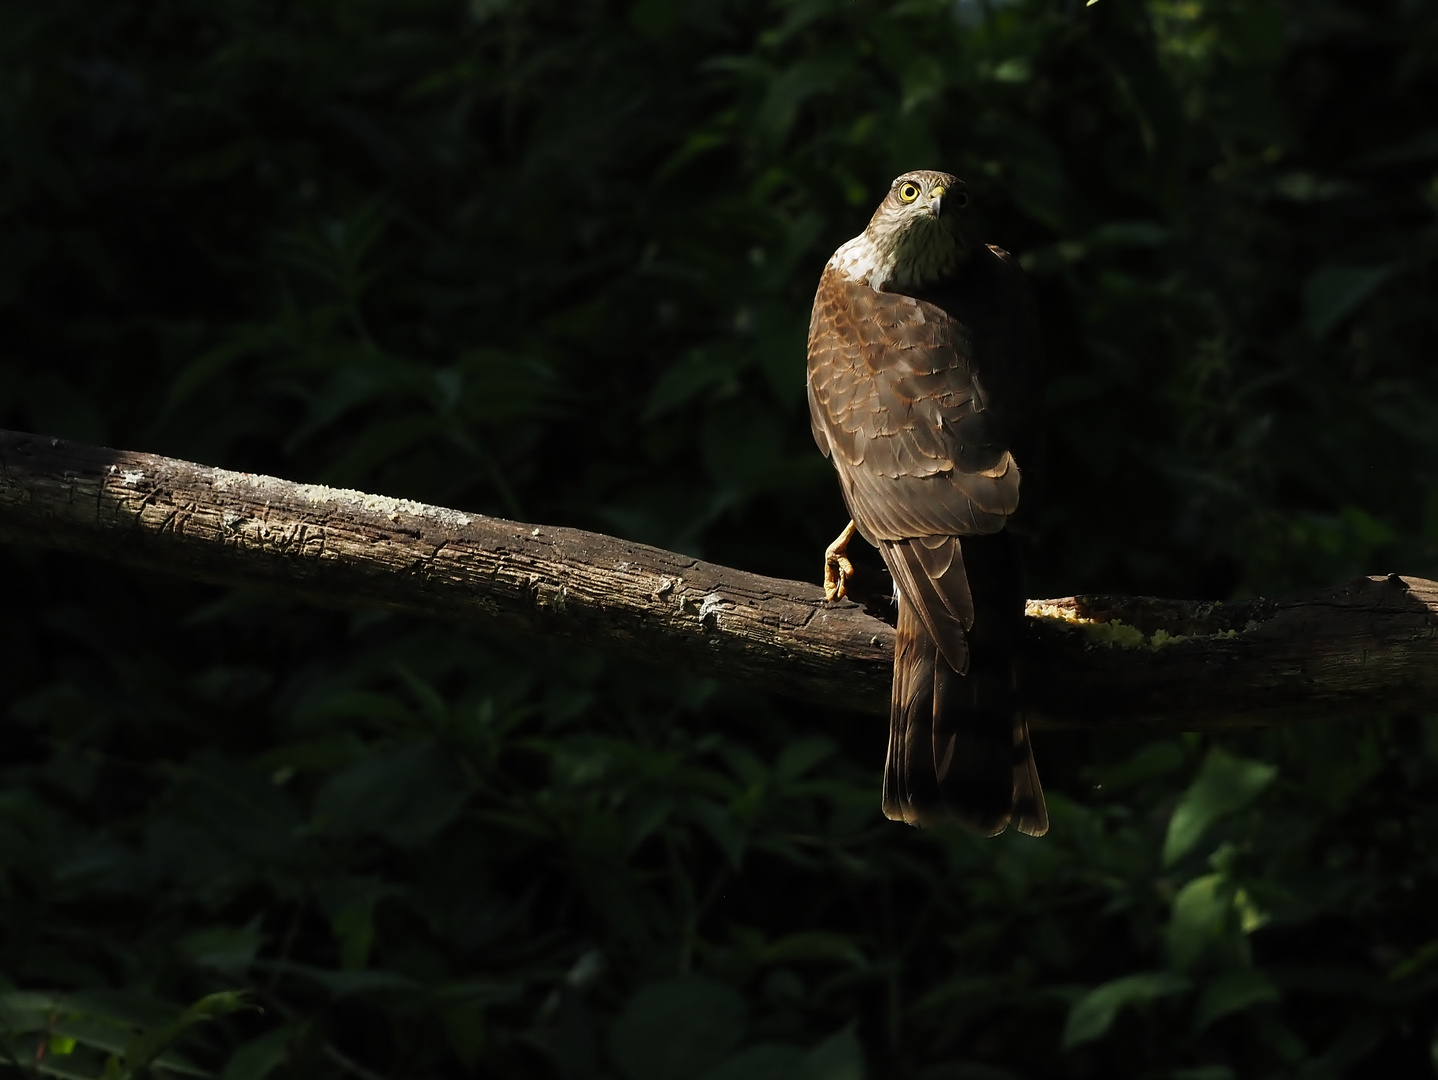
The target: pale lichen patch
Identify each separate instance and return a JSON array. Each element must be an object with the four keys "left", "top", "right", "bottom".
[
  {"left": 698, "top": 594, "right": 725, "bottom": 631},
  {"left": 208, "top": 468, "right": 478, "bottom": 529},
  {"left": 1083, "top": 620, "right": 1148, "bottom": 650},
  {"left": 1026, "top": 600, "right": 1093, "bottom": 625},
  {"left": 1026, "top": 601, "right": 1244, "bottom": 651}
]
